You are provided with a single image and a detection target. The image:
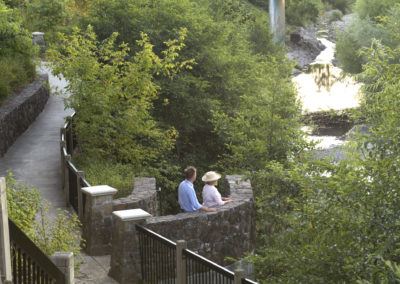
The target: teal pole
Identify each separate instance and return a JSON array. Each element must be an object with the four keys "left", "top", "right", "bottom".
[{"left": 269, "top": 0, "right": 285, "bottom": 43}]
